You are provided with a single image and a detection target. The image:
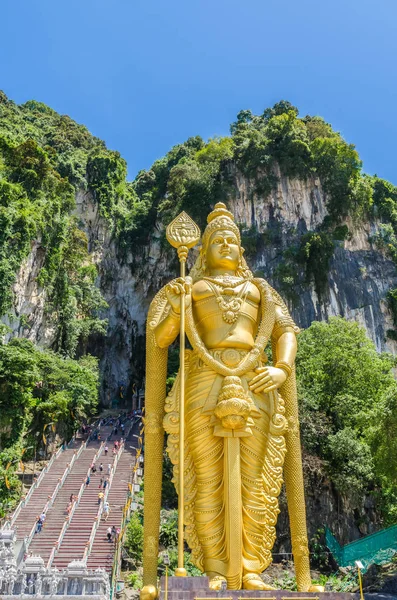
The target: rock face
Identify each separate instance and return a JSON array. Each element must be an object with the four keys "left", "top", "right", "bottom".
[
  {"left": 231, "top": 167, "right": 397, "bottom": 354},
  {"left": 6, "top": 168, "right": 397, "bottom": 403},
  {"left": 275, "top": 454, "right": 382, "bottom": 555}
]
